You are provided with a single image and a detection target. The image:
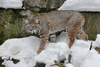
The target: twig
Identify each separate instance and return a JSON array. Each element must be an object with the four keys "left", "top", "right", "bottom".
[
  {"left": 51, "top": 60, "right": 66, "bottom": 67},
  {"left": 68, "top": 54, "right": 72, "bottom": 63},
  {"left": 89, "top": 42, "right": 93, "bottom": 50}
]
